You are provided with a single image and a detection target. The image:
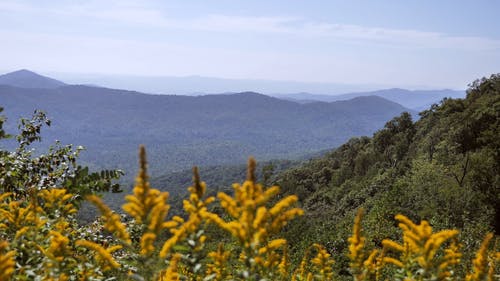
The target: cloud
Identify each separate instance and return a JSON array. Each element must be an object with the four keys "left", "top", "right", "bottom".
[
  {"left": 2, "top": 26, "right": 498, "bottom": 89},
  {"left": 2, "top": 1, "right": 499, "bottom": 51},
  {"left": 1, "top": 0, "right": 499, "bottom": 89},
  {"left": 181, "top": 16, "right": 500, "bottom": 51},
  {"left": 295, "top": 22, "right": 500, "bottom": 51}
]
